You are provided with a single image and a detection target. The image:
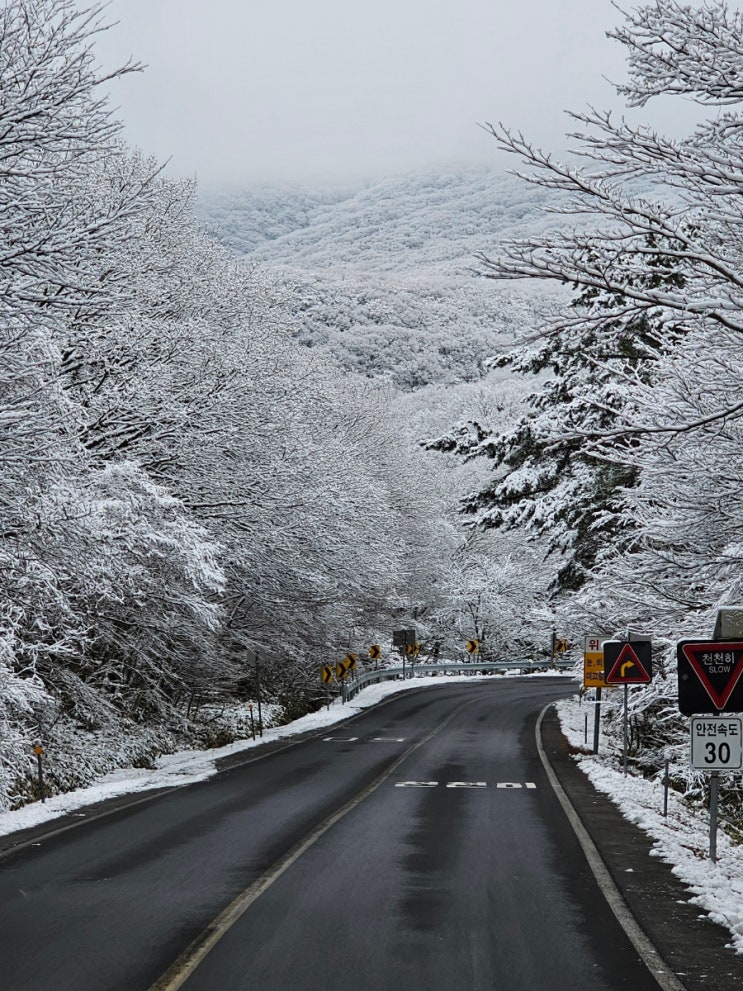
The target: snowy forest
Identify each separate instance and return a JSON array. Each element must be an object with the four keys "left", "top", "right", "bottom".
[{"left": 3, "top": 0, "right": 743, "bottom": 820}]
